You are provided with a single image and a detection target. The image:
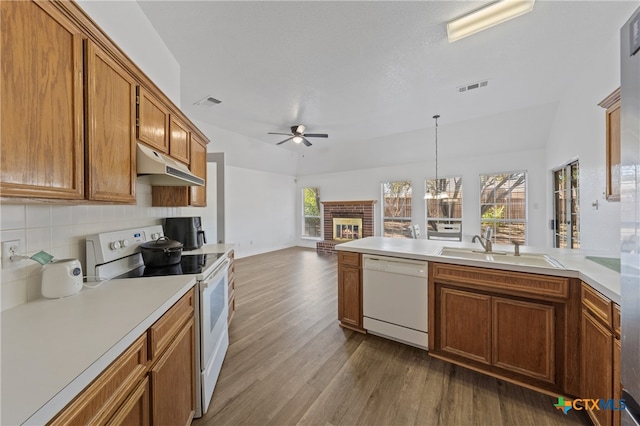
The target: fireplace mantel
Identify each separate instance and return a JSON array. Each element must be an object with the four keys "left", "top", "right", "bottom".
[{"left": 321, "top": 200, "right": 377, "bottom": 206}]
